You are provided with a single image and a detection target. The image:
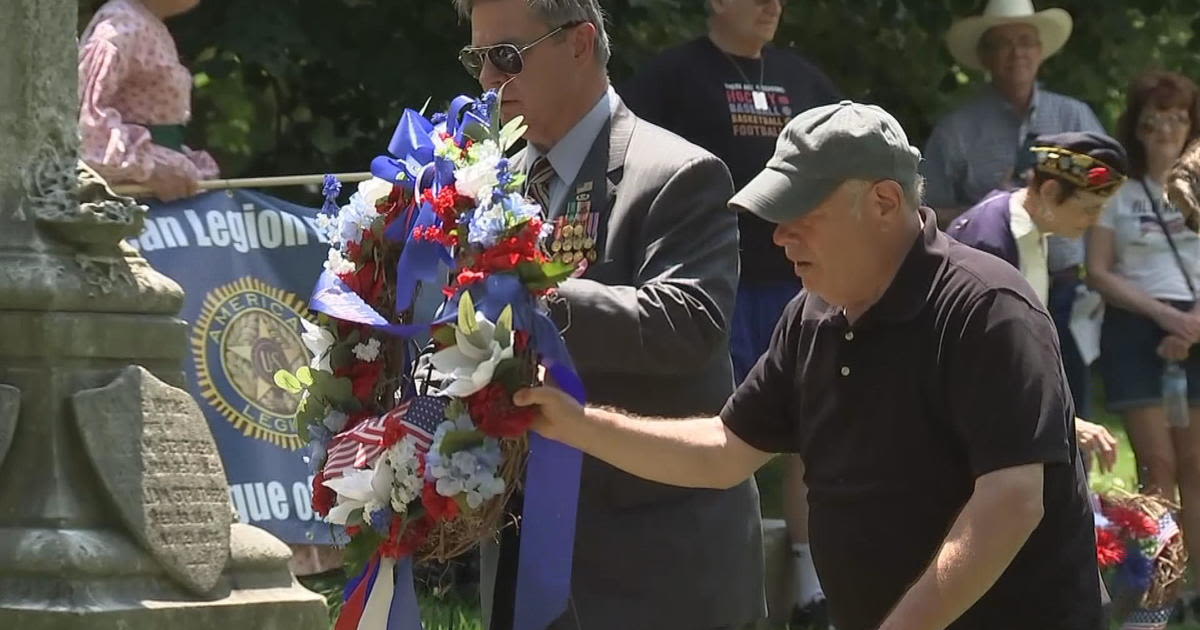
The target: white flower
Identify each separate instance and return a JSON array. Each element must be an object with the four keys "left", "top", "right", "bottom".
[
  {"left": 352, "top": 338, "right": 382, "bottom": 362},
  {"left": 383, "top": 436, "right": 424, "bottom": 513},
  {"left": 453, "top": 154, "right": 502, "bottom": 202},
  {"left": 300, "top": 318, "right": 335, "bottom": 372},
  {"left": 314, "top": 212, "right": 338, "bottom": 244},
  {"left": 356, "top": 177, "right": 393, "bottom": 207},
  {"left": 429, "top": 311, "right": 514, "bottom": 397},
  {"left": 323, "top": 248, "right": 355, "bottom": 275},
  {"left": 322, "top": 464, "right": 392, "bottom": 525}
]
